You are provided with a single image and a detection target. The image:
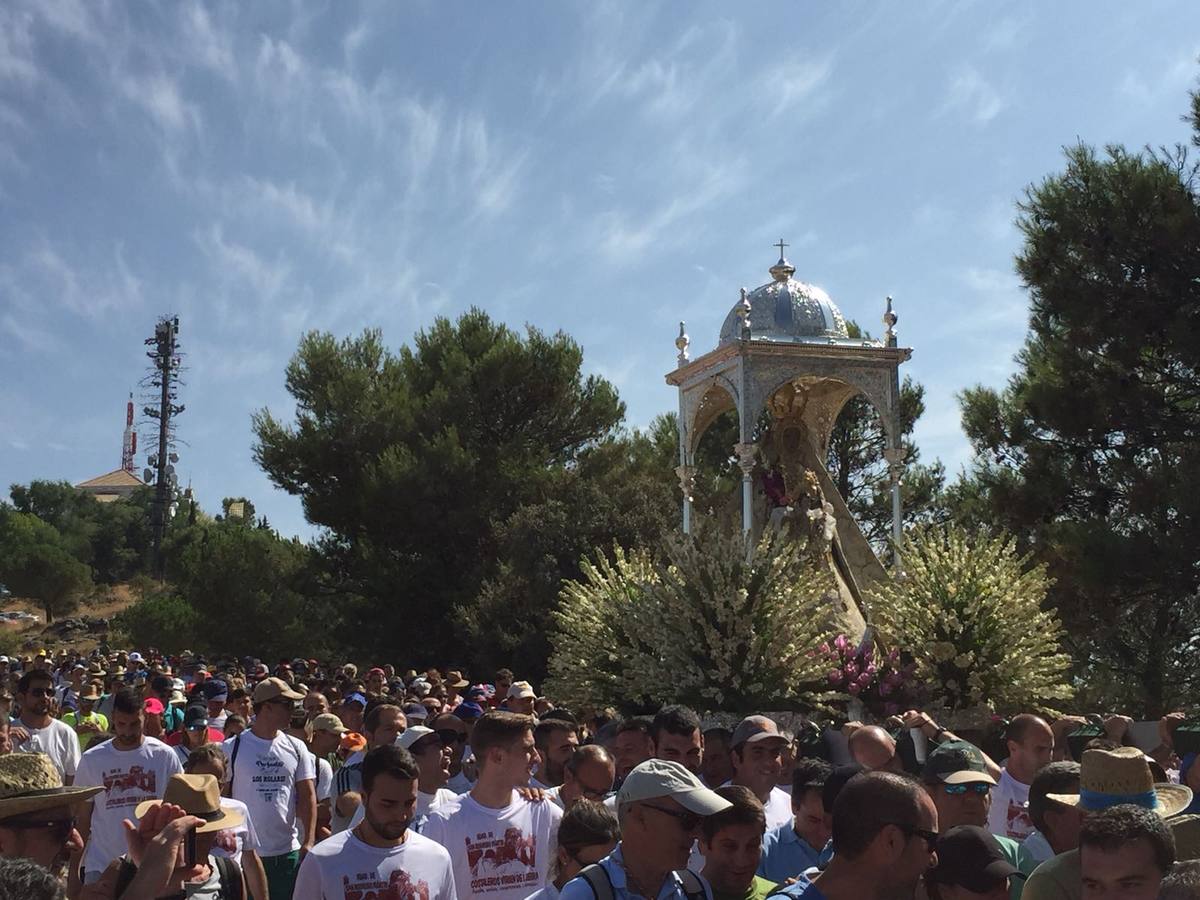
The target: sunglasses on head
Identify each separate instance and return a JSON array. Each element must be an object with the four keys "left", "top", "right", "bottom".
[{"left": 944, "top": 782, "right": 991, "bottom": 796}]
